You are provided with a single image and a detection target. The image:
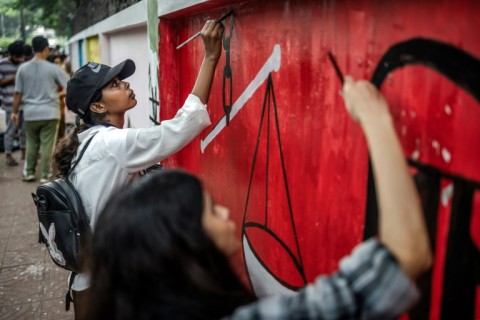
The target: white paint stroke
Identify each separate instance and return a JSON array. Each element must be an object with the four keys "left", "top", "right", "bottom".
[
  {"left": 243, "top": 234, "right": 297, "bottom": 298},
  {"left": 442, "top": 148, "right": 452, "bottom": 163},
  {"left": 444, "top": 104, "right": 452, "bottom": 115},
  {"left": 441, "top": 183, "right": 454, "bottom": 207},
  {"left": 201, "top": 44, "right": 282, "bottom": 153},
  {"left": 432, "top": 140, "right": 440, "bottom": 154},
  {"left": 411, "top": 150, "right": 420, "bottom": 161}
]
